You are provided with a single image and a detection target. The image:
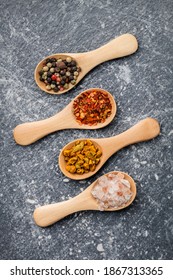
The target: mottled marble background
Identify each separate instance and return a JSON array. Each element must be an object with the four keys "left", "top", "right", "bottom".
[{"left": 0, "top": 0, "right": 173, "bottom": 260}]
